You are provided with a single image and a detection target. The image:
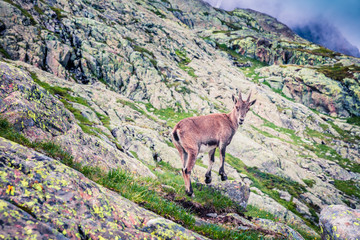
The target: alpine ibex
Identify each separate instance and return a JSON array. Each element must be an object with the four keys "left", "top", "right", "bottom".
[{"left": 172, "top": 91, "right": 256, "bottom": 196}]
